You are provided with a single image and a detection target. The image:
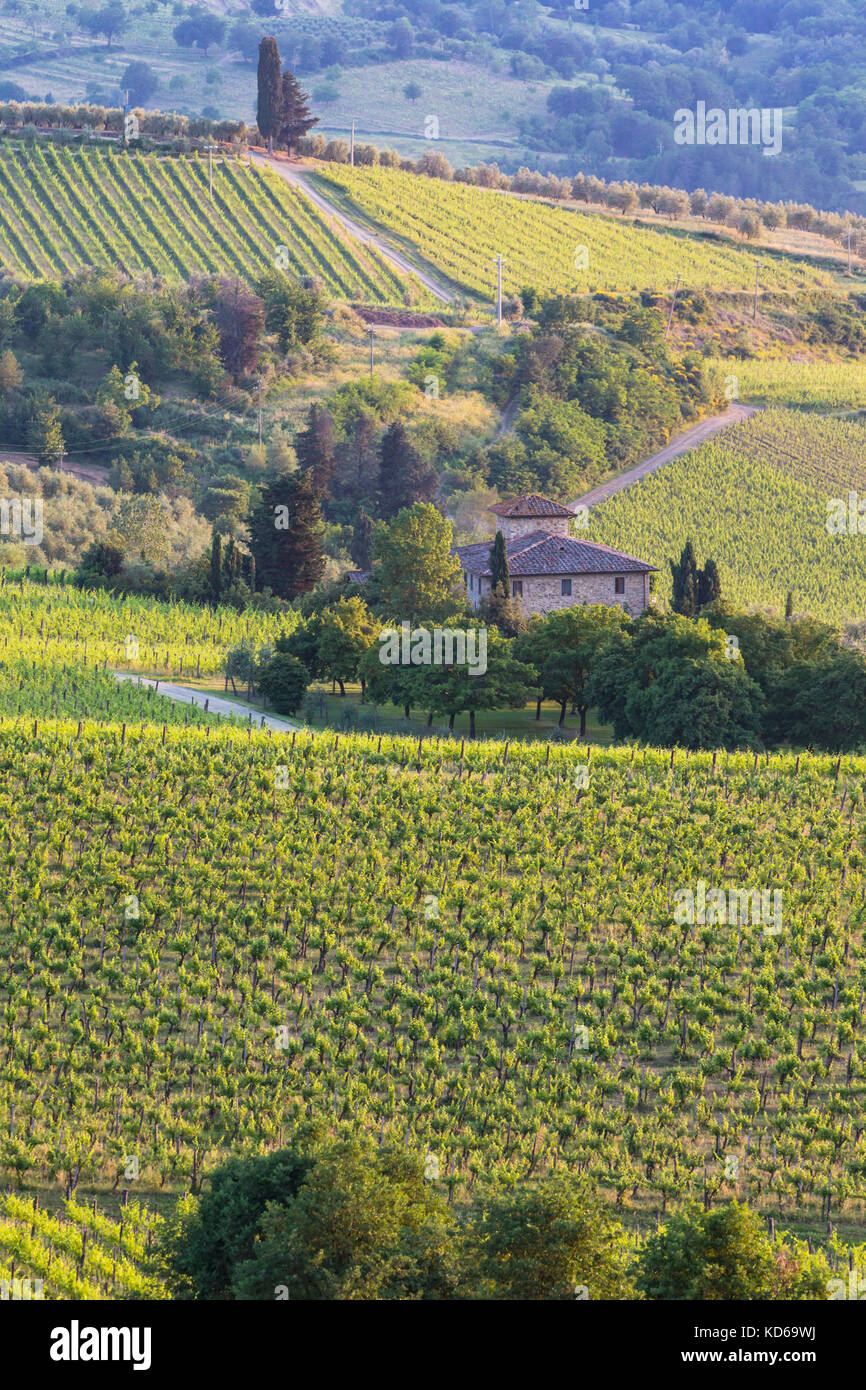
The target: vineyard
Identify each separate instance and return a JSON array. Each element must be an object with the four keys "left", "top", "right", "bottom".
[
  {"left": 712, "top": 357, "right": 866, "bottom": 412},
  {"left": 0, "top": 659, "right": 231, "bottom": 726},
  {"left": 591, "top": 409, "right": 866, "bottom": 624},
  {"left": 0, "top": 144, "right": 419, "bottom": 301},
  {"left": 0, "top": 1192, "right": 165, "bottom": 1300},
  {"left": 1, "top": 721, "right": 866, "bottom": 1250},
  {"left": 0, "top": 577, "right": 292, "bottom": 677},
  {"left": 314, "top": 164, "right": 832, "bottom": 298}
]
